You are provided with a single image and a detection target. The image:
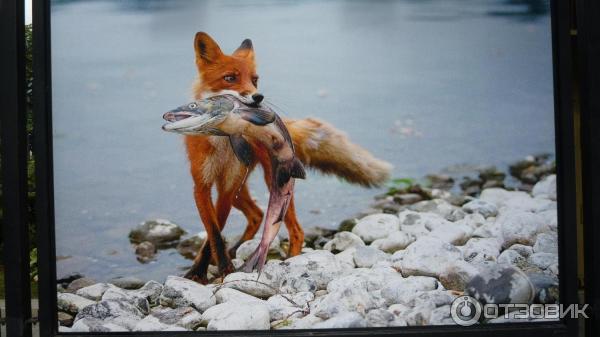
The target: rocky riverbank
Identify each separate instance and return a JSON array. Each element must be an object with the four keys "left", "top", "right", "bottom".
[{"left": 57, "top": 155, "right": 559, "bottom": 332}]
